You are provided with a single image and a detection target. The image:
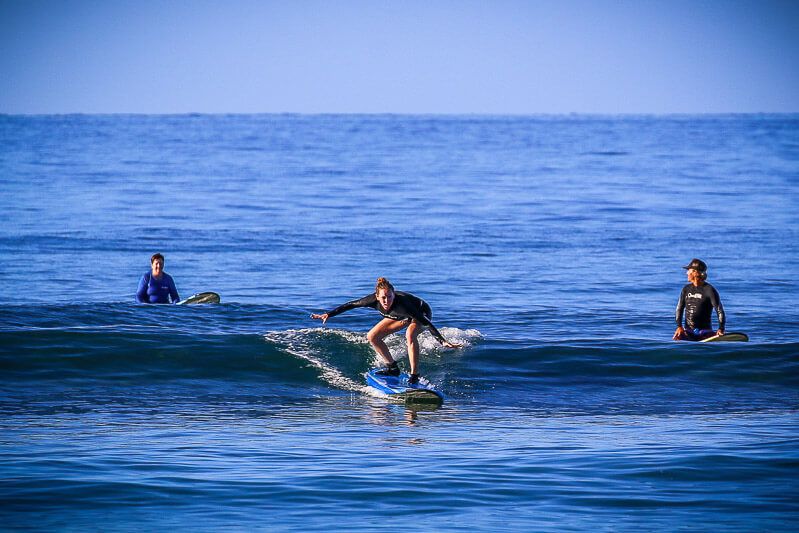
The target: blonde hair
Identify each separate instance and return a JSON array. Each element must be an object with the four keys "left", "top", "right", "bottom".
[{"left": 375, "top": 277, "right": 395, "bottom": 294}]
